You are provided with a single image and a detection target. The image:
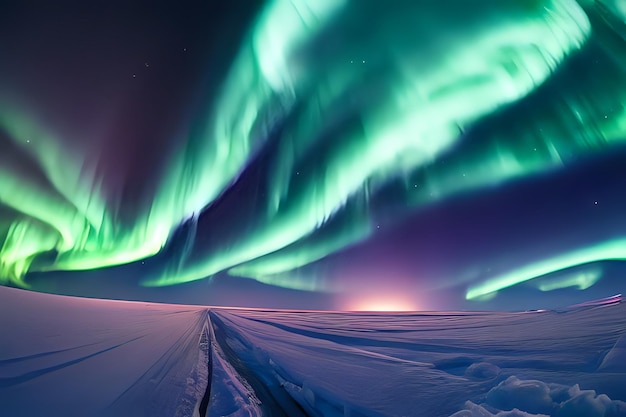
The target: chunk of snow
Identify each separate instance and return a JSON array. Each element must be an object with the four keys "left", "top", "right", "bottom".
[
  {"left": 486, "top": 376, "right": 555, "bottom": 415},
  {"left": 449, "top": 401, "right": 548, "bottom": 417},
  {"left": 452, "top": 378, "right": 626, "bottom": 417}
]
